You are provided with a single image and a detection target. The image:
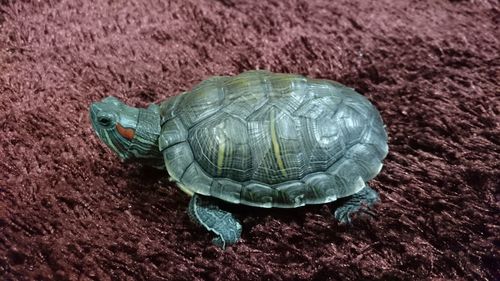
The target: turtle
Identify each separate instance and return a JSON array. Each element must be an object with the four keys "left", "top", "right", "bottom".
[{"left": 89, "top": 70, "right": 388, "bottom": 248}]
